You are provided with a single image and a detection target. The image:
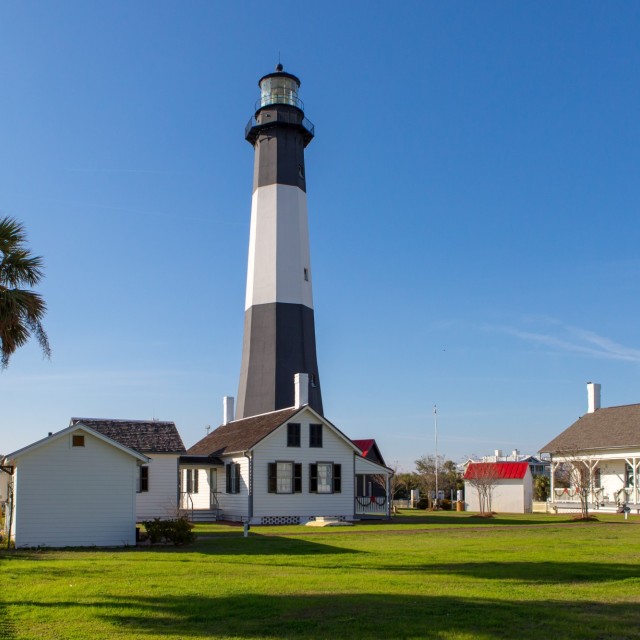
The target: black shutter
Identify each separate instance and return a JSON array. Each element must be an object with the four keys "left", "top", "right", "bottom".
[
  {"left": 234, "top": 463, "right": 241, "bottom": 494},
  {"left": 140, "top": 466, "right": 149, "bottom": 492},
  {"left": 268, "top": 463, "right": 277, "bottom": 493},
  {"left": 333, "top": 464, "right": 341, "bottom": 493},
  {"left": 294, "top": 463, "right": 302, "bottom": 493},
  {"left": 310, "top": 463, "right": 318, "bottom": 493},
  {"left": 194, "top": 469, "right": 199, "bottom": 494},
  {"left": 226, "top": 464, "right": 231, "bottom": 493}
]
